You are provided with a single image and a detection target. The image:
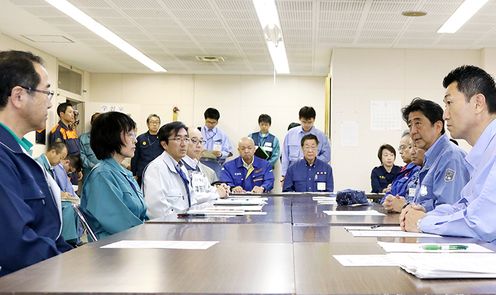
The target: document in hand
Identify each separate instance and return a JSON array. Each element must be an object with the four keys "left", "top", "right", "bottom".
[
  {"left": 388, "top": 253, "right": 496, "bottom": 279},
  {"left": 254, "top": 146, "right": 270, "bottom": 160}
]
